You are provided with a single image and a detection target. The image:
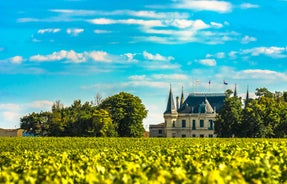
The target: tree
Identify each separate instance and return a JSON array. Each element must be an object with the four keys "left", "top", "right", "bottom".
[
  {"left": 255, "top": 88, "right": 273, "bottom": 98},
  {"left": 99, "top": 92, "right": 148, "bottom": 137},
  {"left": 215, "top": 91, "right": 242, "bottom": 137},
  {"left": 283, "top": 91, "right": 287, "bottom": 102},
  {"left": 20, "top": 111, "right": 50, "bottom": 136}
]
